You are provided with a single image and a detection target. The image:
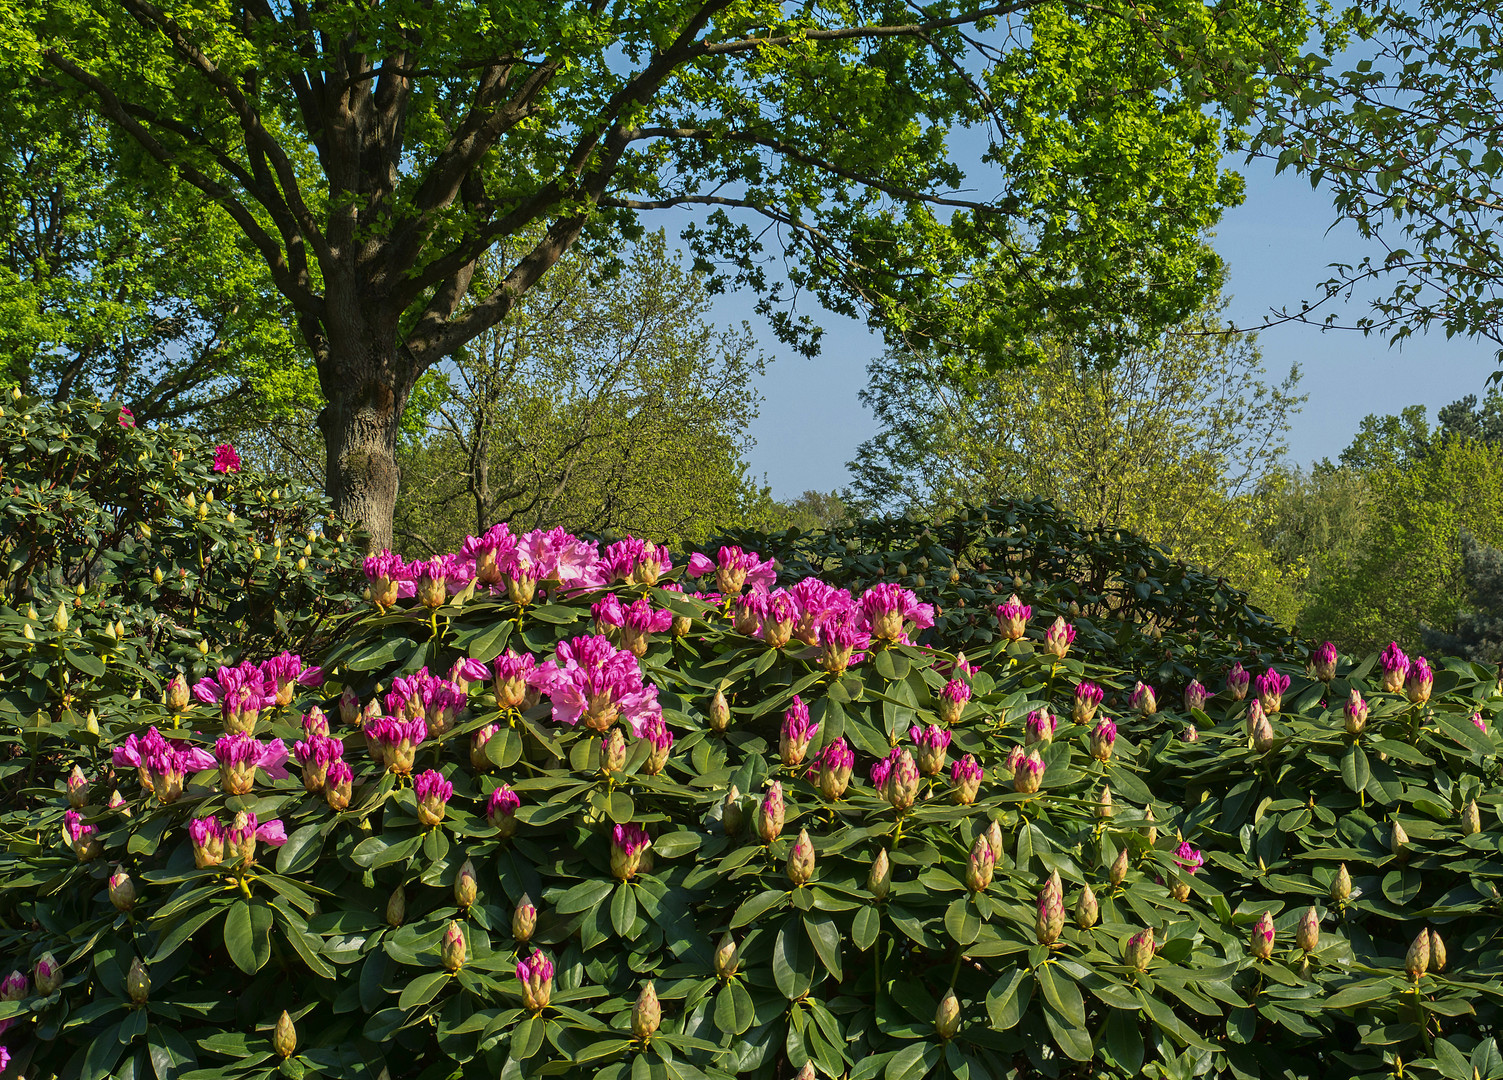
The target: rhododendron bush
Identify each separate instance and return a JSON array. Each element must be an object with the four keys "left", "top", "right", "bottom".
[{"left": 7, "top": 415, "right": 1503, "bottom": 1079}]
